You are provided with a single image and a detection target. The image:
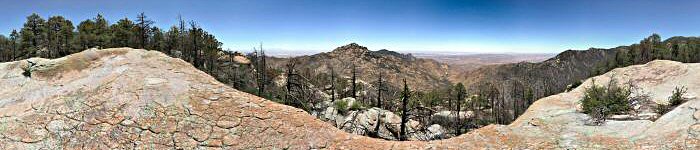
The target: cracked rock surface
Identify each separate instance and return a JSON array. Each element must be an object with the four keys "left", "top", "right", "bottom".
[{"left": 0, "top": 48, "right": 699, "bottom": 149}]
